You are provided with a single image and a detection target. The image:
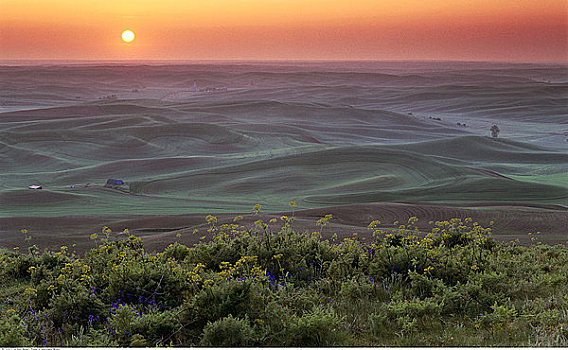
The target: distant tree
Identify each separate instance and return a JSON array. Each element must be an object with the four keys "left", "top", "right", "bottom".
[{"left": 490, "top": 124, "right": 500, "bottom": 138}]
